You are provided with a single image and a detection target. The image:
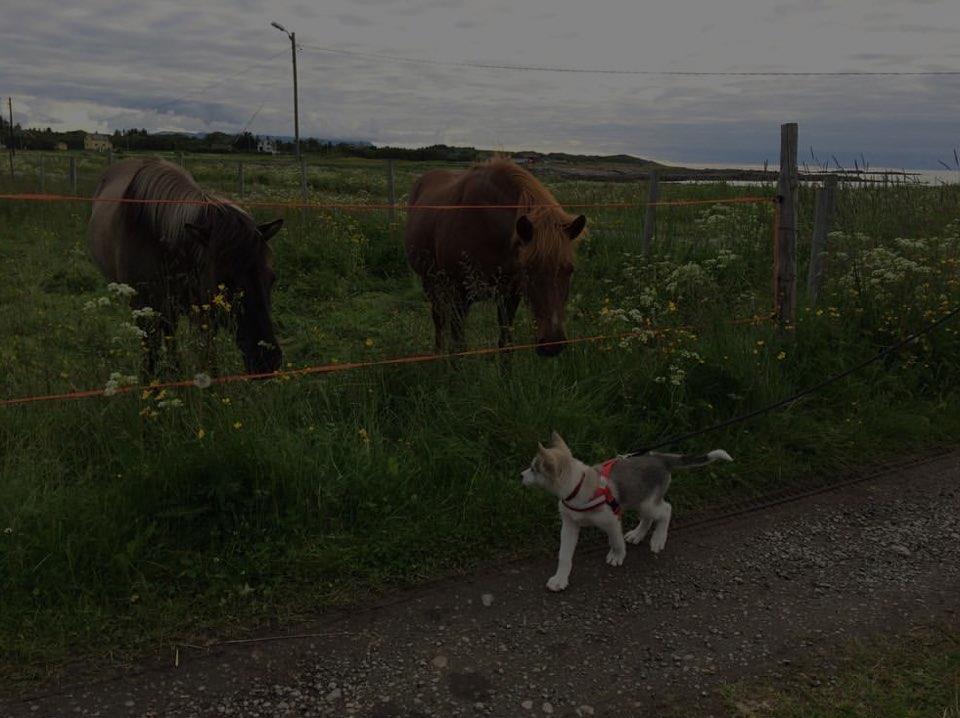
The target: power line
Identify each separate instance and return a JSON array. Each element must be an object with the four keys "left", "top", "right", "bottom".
[
  {"left": 300, "top": 44, "right": 960, "bottom": 77},
  {"left": 152, "top": 49, "right": 289, "bottom": 113}
]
